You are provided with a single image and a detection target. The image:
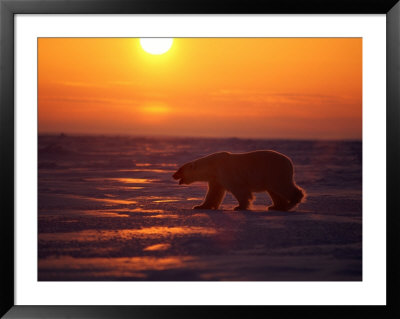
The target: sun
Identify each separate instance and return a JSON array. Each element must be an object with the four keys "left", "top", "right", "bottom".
[{"left": 140, "top": 38, "right": 173, "bottom": 55}]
